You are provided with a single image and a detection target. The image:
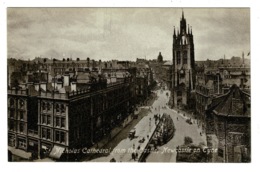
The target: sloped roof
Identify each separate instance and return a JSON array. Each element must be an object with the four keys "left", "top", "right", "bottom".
[{"left": 212, "top": 85, "right": 250, "bottom": 117}]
